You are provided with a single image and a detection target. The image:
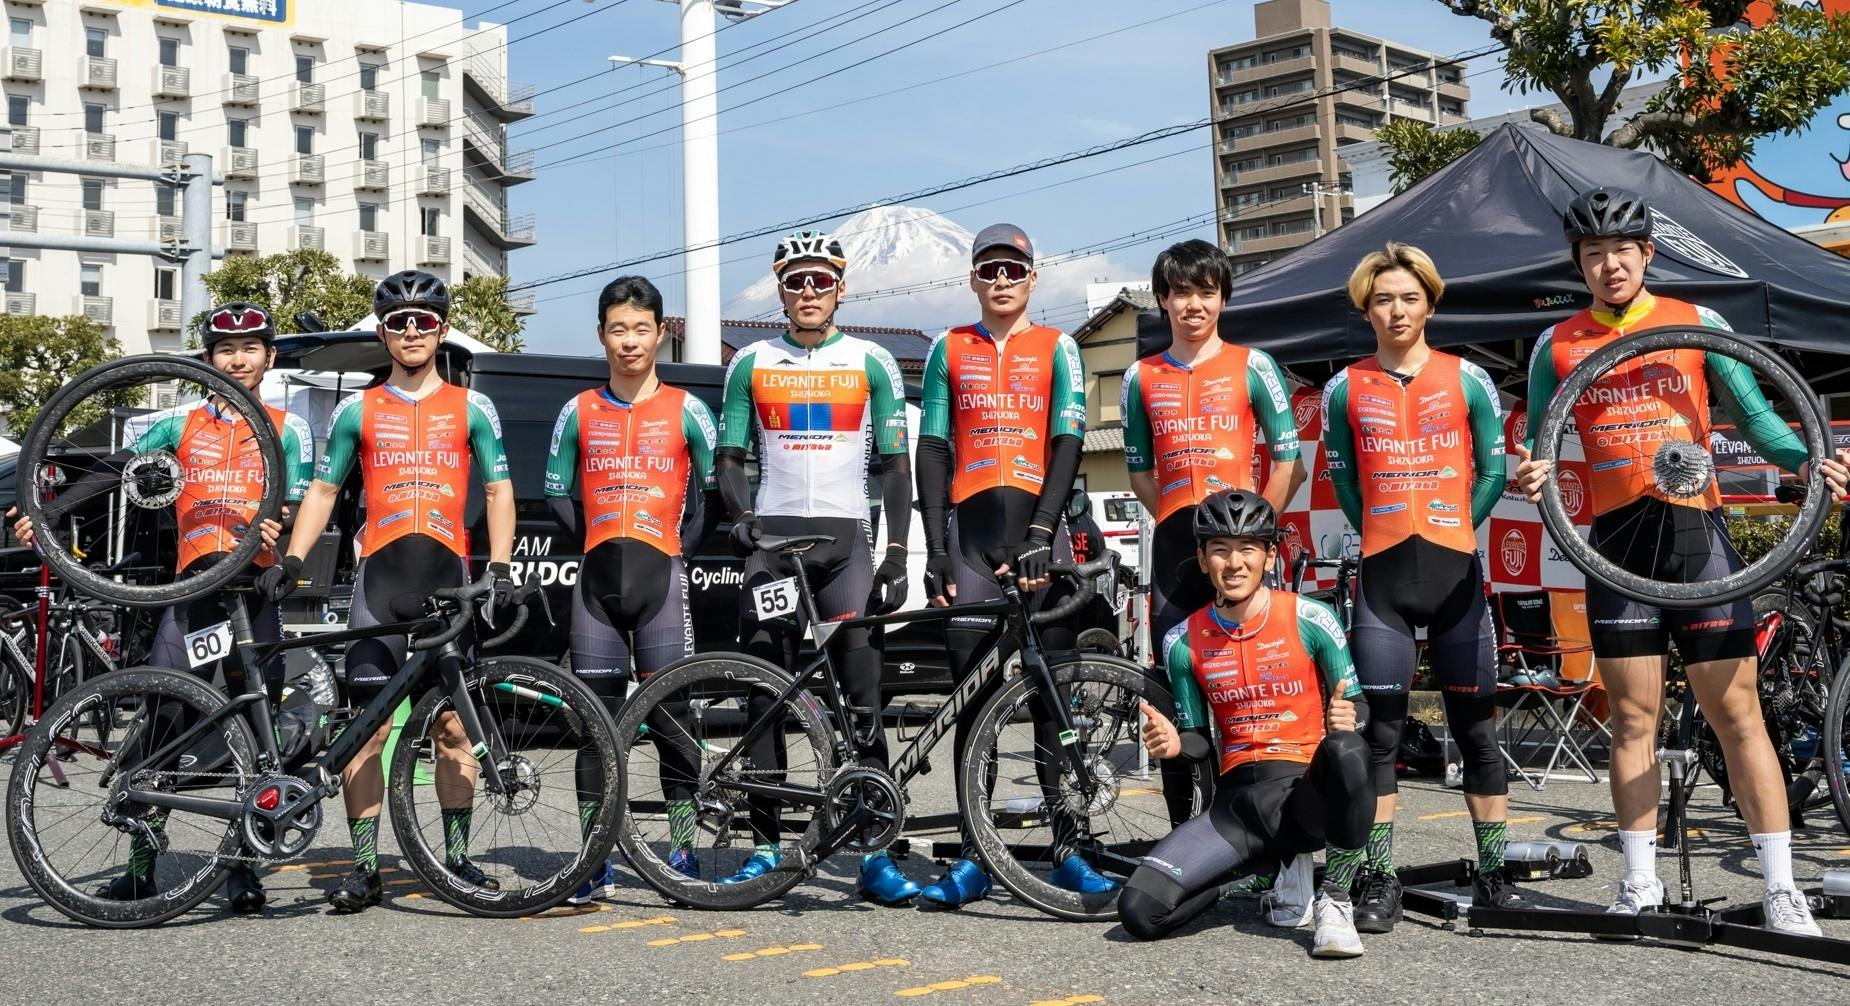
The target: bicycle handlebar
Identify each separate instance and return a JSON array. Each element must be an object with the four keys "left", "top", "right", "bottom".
[
  {"left": 1027, "top": 553, "right": 1118, "bottom": 626},
  {"left": 409, "top": 573, "right": 544, "bottom": 652}
]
